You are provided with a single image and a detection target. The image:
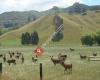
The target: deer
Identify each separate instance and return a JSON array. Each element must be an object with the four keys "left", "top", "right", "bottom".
[
  {"left": 70, "top": 48, "right": 75, "bottom": 51},
  {"left": 0, "top": 54, "right": 3, "bottom": 58},
  {"left": 50, "top": 56, "right": 61, "bottom": 66},
  {"left": 32, "top": 56, "right": 38, "bottom": 63},
  {"left": 58, "top": 53, "right": 67, "bottom": 61},
  {"left": 60, "top": 61, "right": 72, "bottom": 74},
  {"left": 93, "top": 52, "right": 97, "bottom": 56},
  {"left": 7, "top": 59, "right": 16, "bottom": 65},
  {"left": 80, "top": 53, "right": 87, "bottom": 59},
  {"left": 3, "top": 54, "right": 6, "bottom": 63},
  {"left": 21, "top": 55, "right": 24, "bottom": 64}
]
